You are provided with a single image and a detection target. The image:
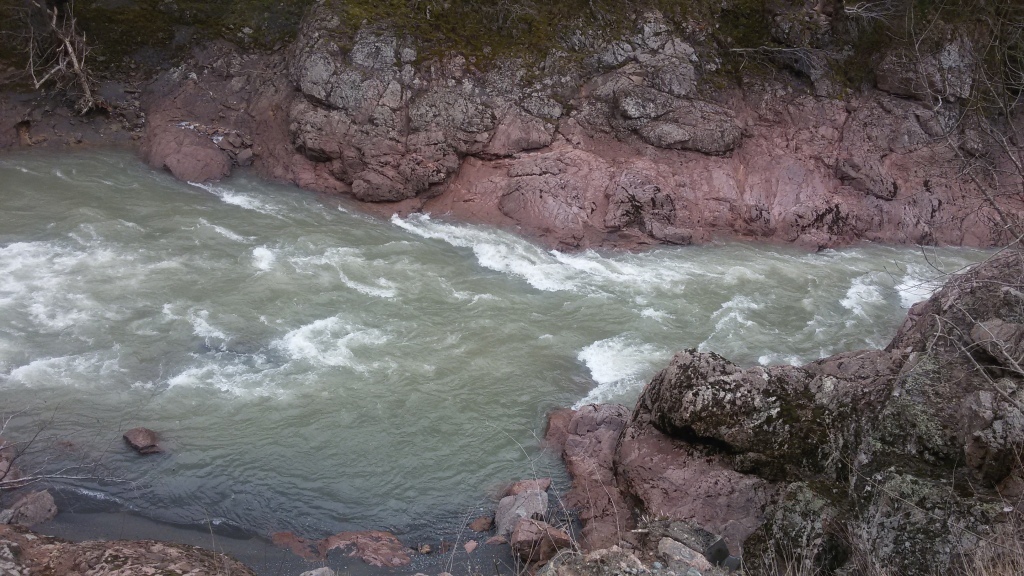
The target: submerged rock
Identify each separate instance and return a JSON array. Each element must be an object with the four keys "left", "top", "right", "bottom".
[
  {"left": 319, "top": 530, "right": 411, "bottom": 567},
  {"left": 469, "top": 516, "right": 493, "bottom": 532},
  {"left": 122, "top": 427, "right": 162, "bottom": 455}
]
